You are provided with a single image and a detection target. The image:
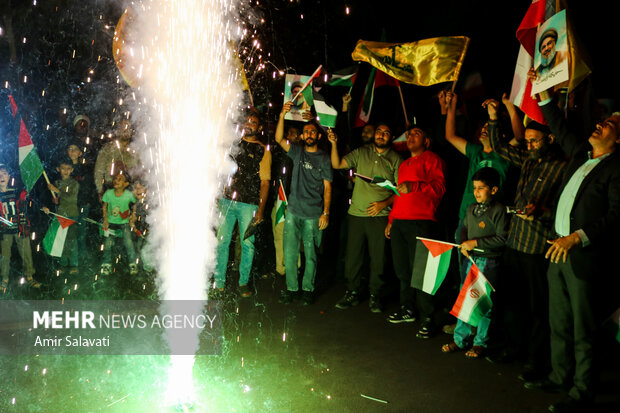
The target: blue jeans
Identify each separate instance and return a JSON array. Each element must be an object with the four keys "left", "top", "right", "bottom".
[
  {"left": 283, "top": 212, "right": 322, "bottom": 292},
  {"left": 214, "top": 198, "right": 258, "bottom": 288},
  {"left": 454, "top": 256, "right": 499, "bottom": 348},
  {"left": 102, "top": 223, "right": 136, "bottom": 265}
]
